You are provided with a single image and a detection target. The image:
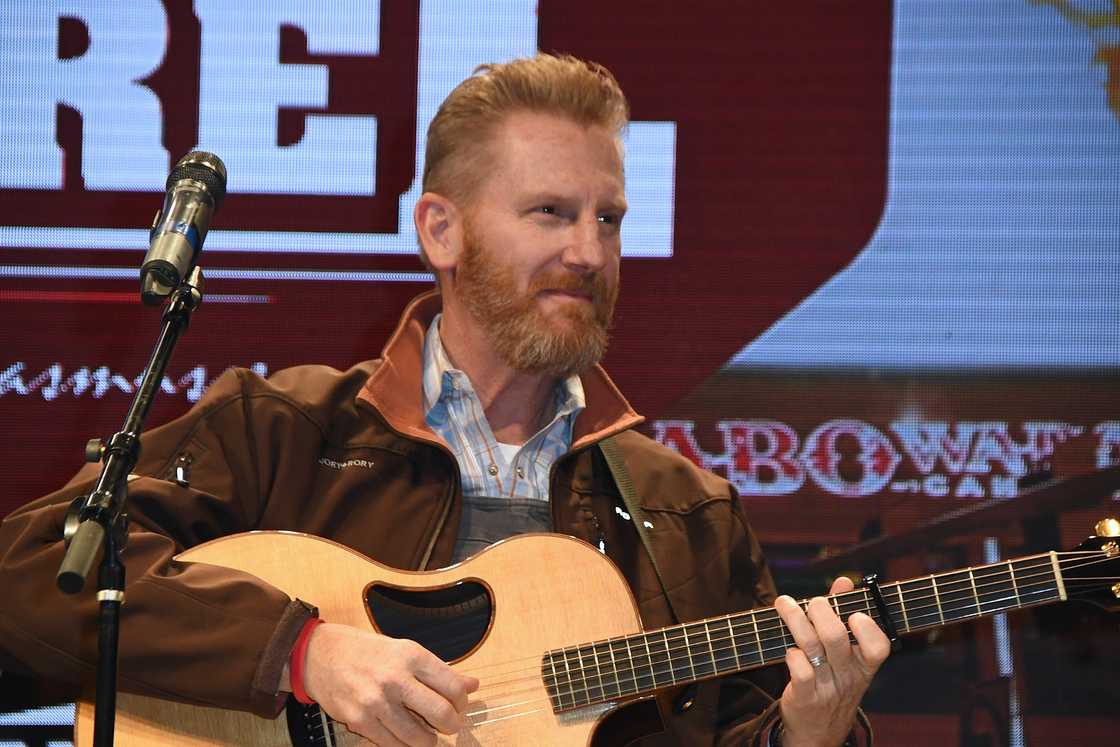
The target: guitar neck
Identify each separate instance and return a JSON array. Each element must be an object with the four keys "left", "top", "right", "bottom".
[{"left": 543, "top": 551, "right": 1071, "bottom": 711}]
